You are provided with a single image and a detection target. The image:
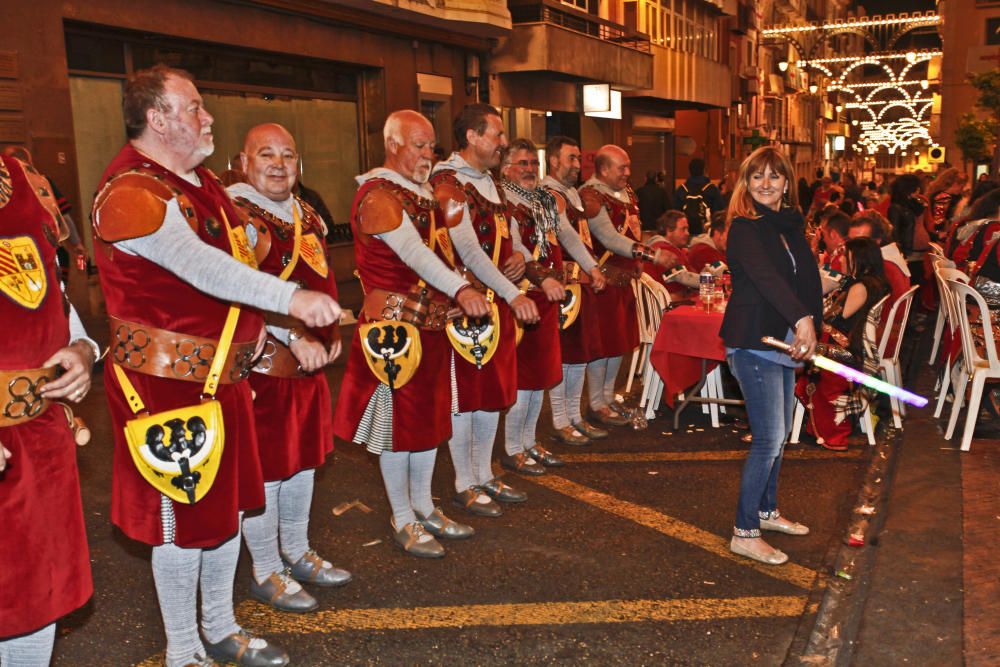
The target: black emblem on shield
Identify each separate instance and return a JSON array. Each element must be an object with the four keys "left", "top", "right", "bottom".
[{"left": 145, "top": 416, "right": 209, "bottom": 504}]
